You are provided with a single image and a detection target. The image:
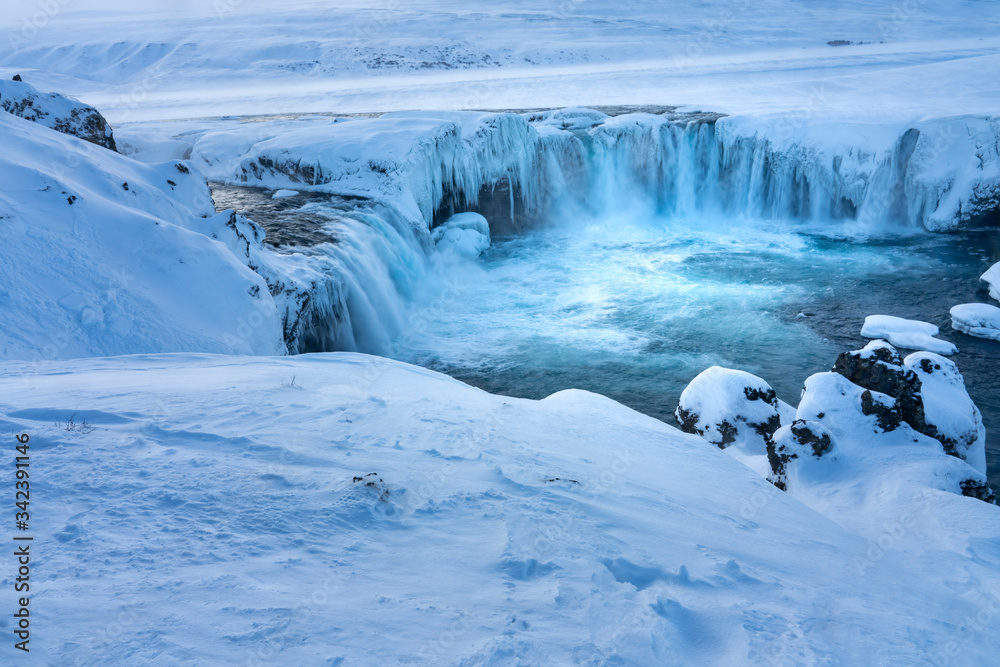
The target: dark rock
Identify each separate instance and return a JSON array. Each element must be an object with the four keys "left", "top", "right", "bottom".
[
  {"left": 833, "top": 340, "right": 926, "bottom": 437},
  {"left": 860, "top": 389, "right": 902, "bottom": 432},
  {"left": 959, "top": 478, "right": 996, "bottom": 504},
  {"left": 767, "top": 420, "right": 836, "bottom": 491},
  {"left": 12, "top": 74, "right": 22, "bottom": 82}
]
